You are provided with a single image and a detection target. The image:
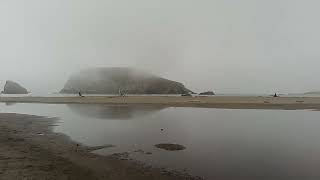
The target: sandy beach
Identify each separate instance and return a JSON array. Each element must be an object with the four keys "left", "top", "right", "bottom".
[
  {"left": 1, "top": 95, "right": 320, "bottom": 110},
  {"left": 0, "top": 113, "right": 202, "bottom": 180}
]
